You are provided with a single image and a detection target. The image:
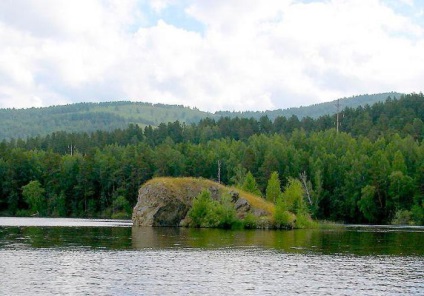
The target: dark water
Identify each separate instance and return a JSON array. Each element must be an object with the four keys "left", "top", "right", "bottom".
[{"left": 0, "top": 218, "right": 423, "bottom": 295}]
